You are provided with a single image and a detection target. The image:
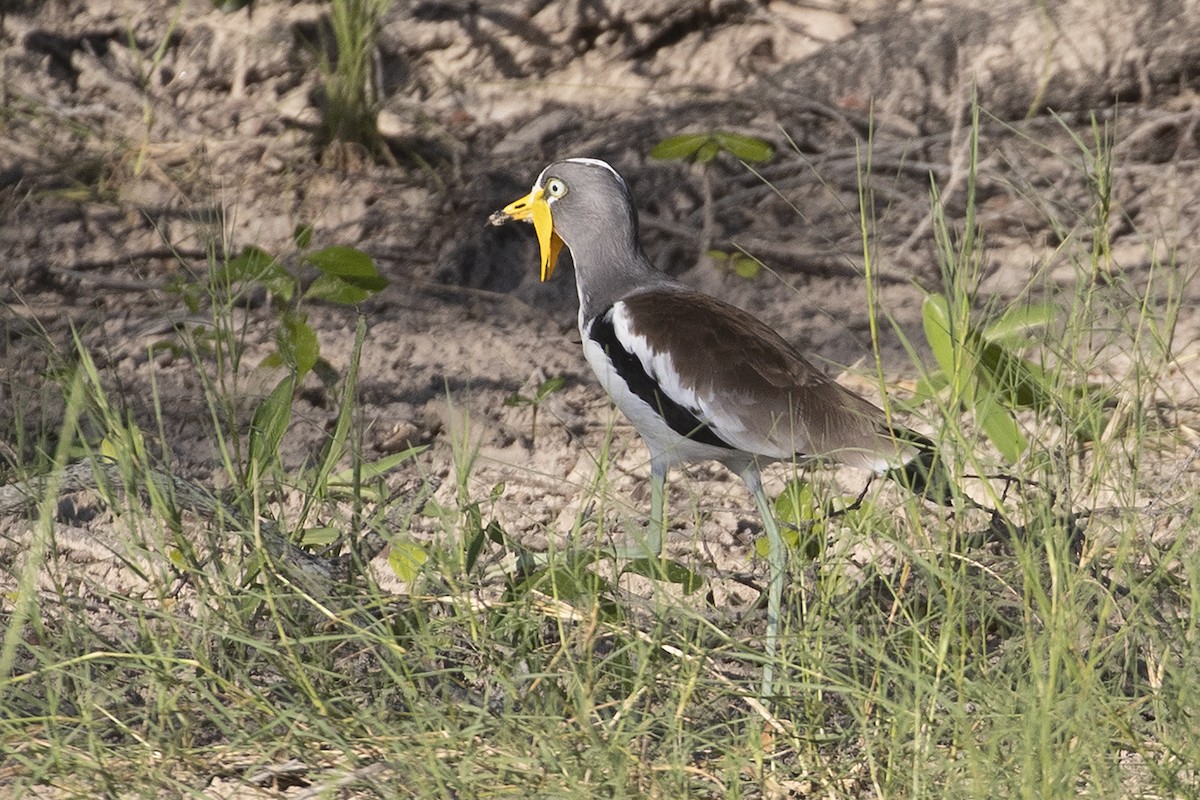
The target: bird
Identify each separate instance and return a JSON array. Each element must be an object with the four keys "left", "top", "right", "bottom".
[{"left": 490, "top": 157, "right": 943, "bottom": 699}]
